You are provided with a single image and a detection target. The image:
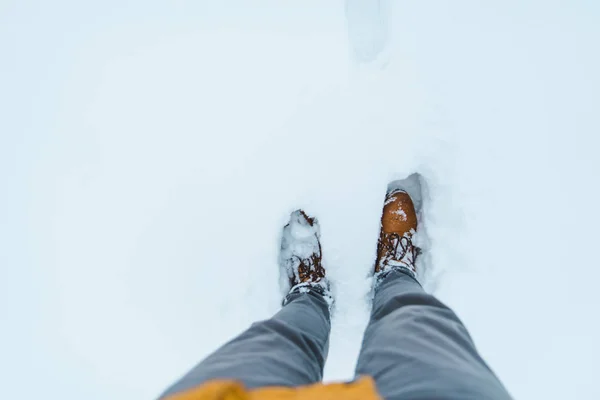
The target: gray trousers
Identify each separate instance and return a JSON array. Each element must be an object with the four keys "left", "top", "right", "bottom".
[{"left": 160, "top": 270, "right": 511, "bottom": 399}]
